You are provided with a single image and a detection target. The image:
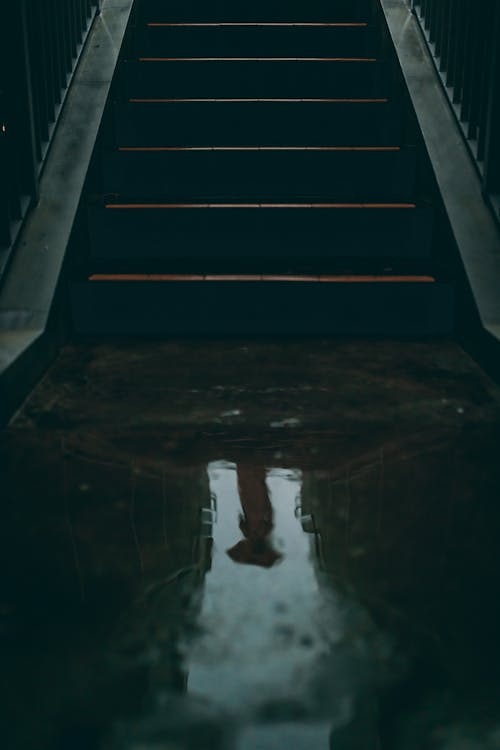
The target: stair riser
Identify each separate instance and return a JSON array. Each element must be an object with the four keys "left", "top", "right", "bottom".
[
  {"left": 71, "top": 281, "right": 454, "bottom": 336},
  {"left": 133, "top": 26, "right": 381, "bottom": 58},
  {"left": 100, "top": 149, "right": 417, "bottom": 201},
  {"left": 122, "top": 61, "right": 391, "bottom": 99},
  {"left": 114, "top": 102, "right": 401, "bottom": 147},
  {"left": 87, "top": 206, "right": 433, "bottom": 261},
  {"left": 137, "top": 0, "right": 375, "bottom": 23}
]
